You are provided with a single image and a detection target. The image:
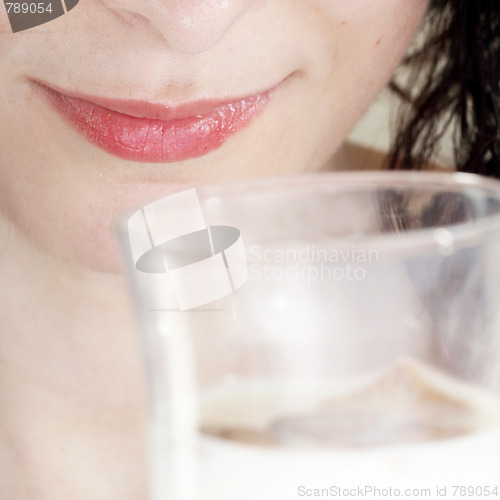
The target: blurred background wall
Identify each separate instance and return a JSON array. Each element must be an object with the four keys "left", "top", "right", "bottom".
[{"left": 348, "top": 88, "right": 453, "bottom": 168}]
